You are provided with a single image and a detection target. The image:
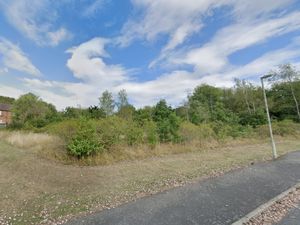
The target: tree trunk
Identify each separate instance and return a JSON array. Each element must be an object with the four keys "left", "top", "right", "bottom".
[{"left": 288, "top": 79, "right": 300, "bottom": 120}]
